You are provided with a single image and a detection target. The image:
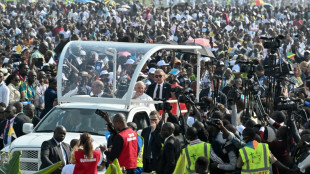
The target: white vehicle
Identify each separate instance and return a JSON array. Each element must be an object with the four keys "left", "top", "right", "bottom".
[{"left": 3, "top": 42, "right": 206, "bottom": 173}]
